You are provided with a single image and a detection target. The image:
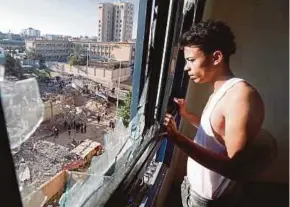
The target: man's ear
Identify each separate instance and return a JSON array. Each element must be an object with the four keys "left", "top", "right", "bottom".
[{"left": 212, "top": 51, "right": 223, "bottom": 66}]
